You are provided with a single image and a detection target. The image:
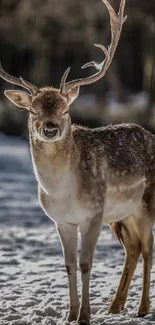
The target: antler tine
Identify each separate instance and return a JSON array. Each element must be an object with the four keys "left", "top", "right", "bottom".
[
  {"left": 119, "top": 0, "right": 127, "bottom": 22},
  {"left": 60, "top": 67, "right": 71, "bottom": 95},
  {"left": 19, "top": 77, "right": 38, "bottom": 95},
  {"left": 62, "top": 0, "right": 126, "bottom": 94},
  {"left": 0, "top": 62, "right": 38, "bottom": 95},
  {"left": 82, "top": 44, "right": 110, "bottom": 71}
]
